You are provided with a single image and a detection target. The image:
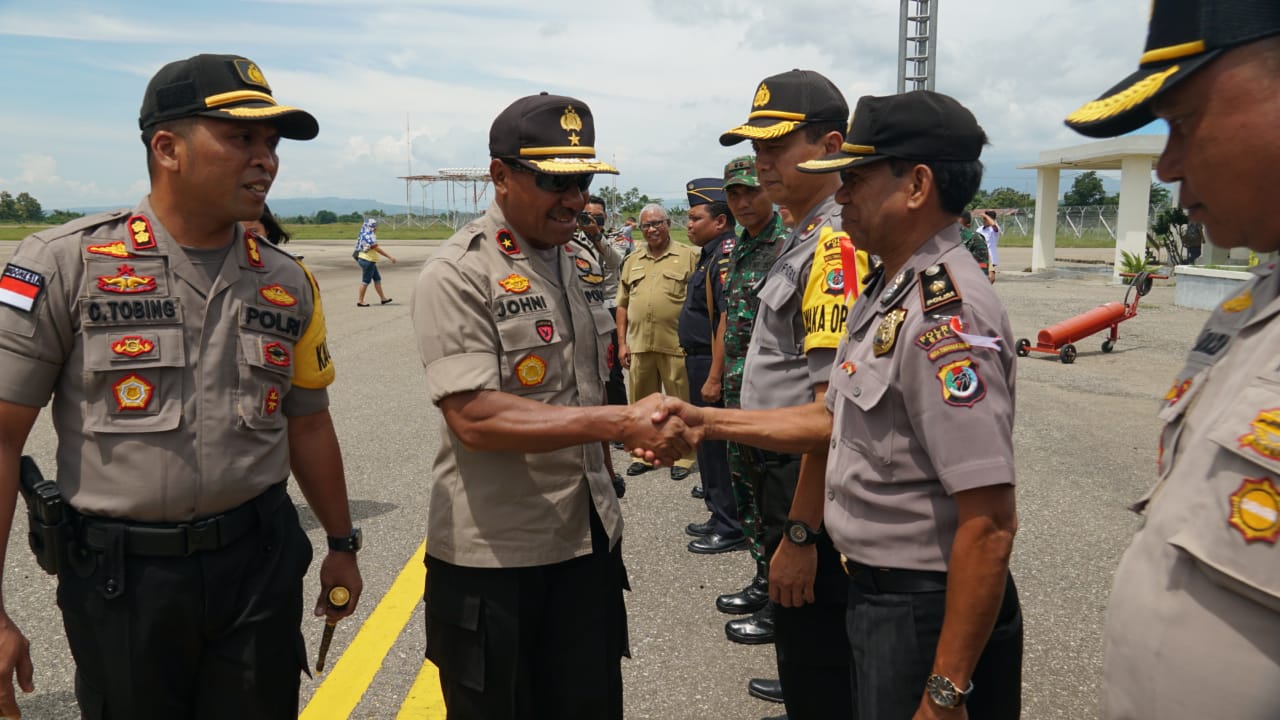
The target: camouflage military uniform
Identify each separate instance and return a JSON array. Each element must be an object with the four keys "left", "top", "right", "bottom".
[
  {"left": 960, "top": 224, "right": 990, "bottom": 268},
  {"left": 722, "top": 212, "right": 785, "bottom": 559}
]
